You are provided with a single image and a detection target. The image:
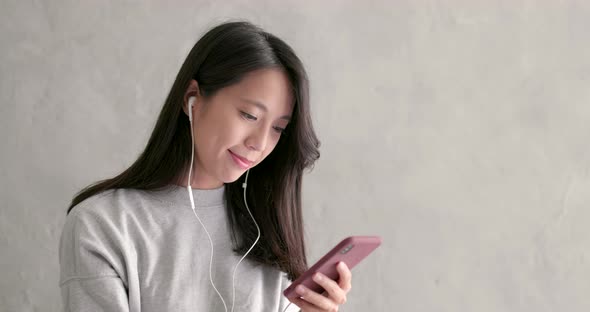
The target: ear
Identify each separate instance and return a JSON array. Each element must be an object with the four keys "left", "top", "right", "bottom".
[{"left": 183, "top": 79, "right": 201, "bottom": 119}]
